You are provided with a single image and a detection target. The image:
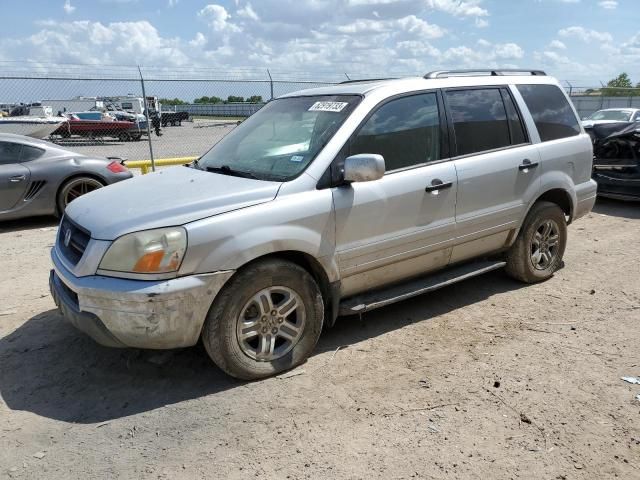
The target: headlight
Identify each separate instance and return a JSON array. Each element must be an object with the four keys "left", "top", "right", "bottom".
[{"left": 99, "top": 227, "right": 187, "bottom": 275}]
